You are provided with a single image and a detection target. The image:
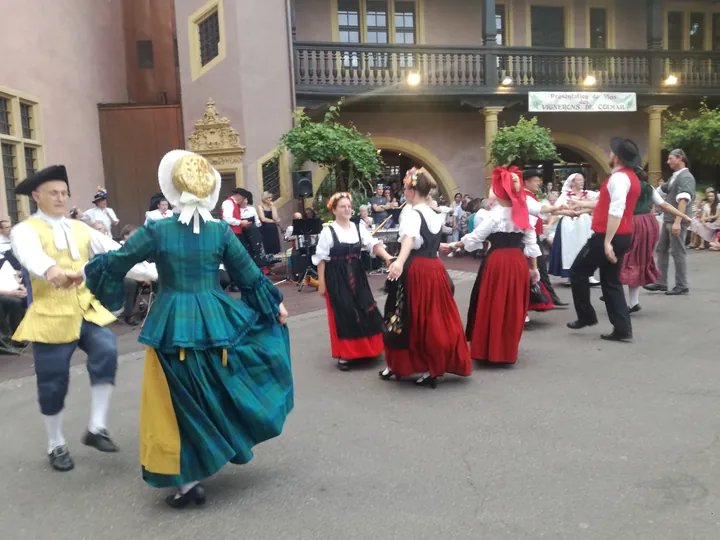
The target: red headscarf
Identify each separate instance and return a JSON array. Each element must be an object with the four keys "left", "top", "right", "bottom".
[{"left": 491, "top": 166, "right": 531, "bottom": 230}]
